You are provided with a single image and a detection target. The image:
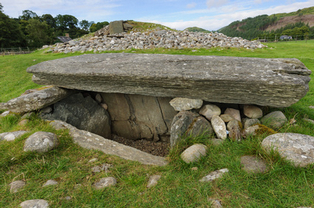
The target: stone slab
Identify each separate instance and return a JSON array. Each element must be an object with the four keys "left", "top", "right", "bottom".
[
  {"left": 27, "top": 53, "right": 311, "bottom": 107},
  {"left": 49, "top": 120, "right": 168, "bottom": 166}
]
